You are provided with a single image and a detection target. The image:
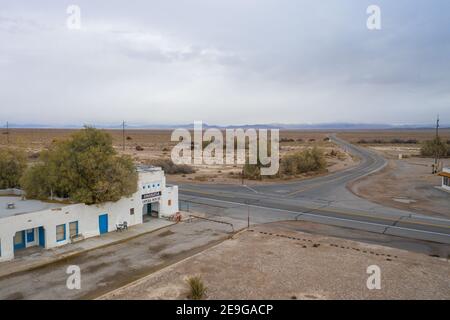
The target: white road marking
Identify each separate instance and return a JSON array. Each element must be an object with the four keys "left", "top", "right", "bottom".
[{"left": 181, "top": 195, "right": 450, "bottom": 239}]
